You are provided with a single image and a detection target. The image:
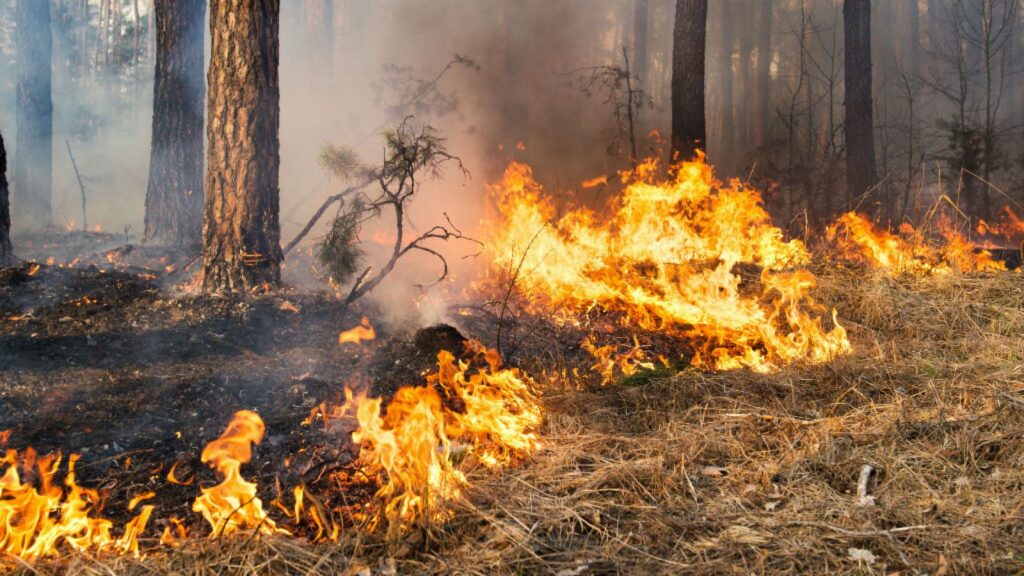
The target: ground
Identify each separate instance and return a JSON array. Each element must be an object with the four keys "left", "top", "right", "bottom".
[{"left": 1, "top": 232, "right": 1023, "bottom": 575}]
